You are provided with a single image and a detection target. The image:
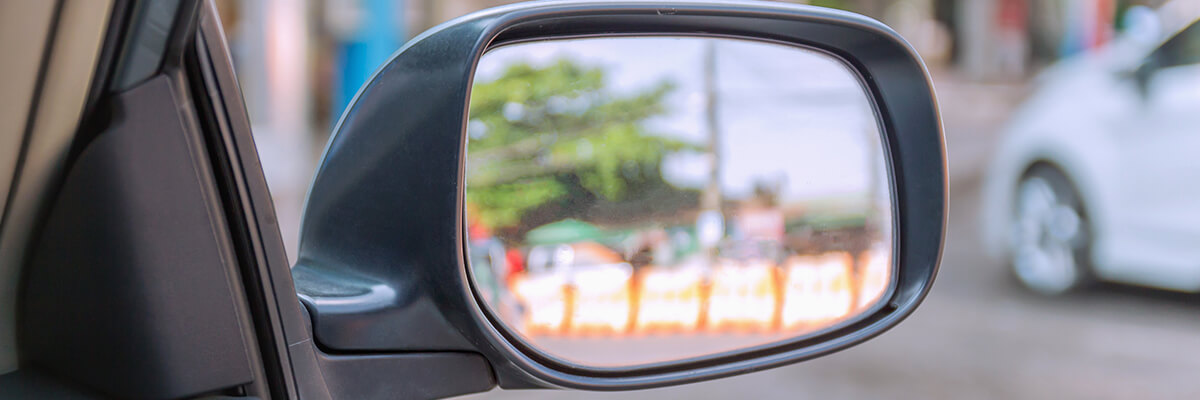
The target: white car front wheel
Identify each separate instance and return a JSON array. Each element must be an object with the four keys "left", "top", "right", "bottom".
[{"left": 1010, "top": 166, "right": 1090, "bottom": 295}]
